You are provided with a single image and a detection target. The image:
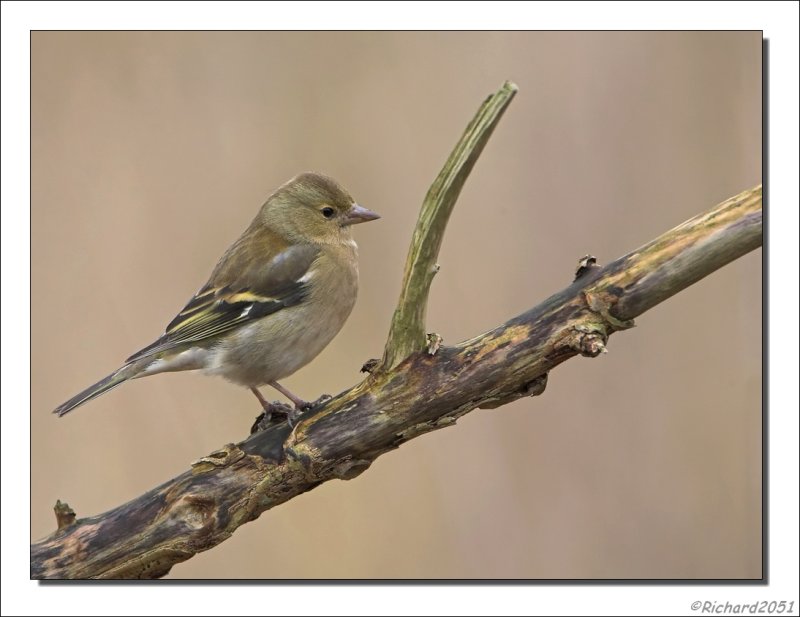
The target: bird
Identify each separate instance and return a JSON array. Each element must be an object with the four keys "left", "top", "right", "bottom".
[{"left": 53, "top": 172, "right": 379, "bottom": 423}]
